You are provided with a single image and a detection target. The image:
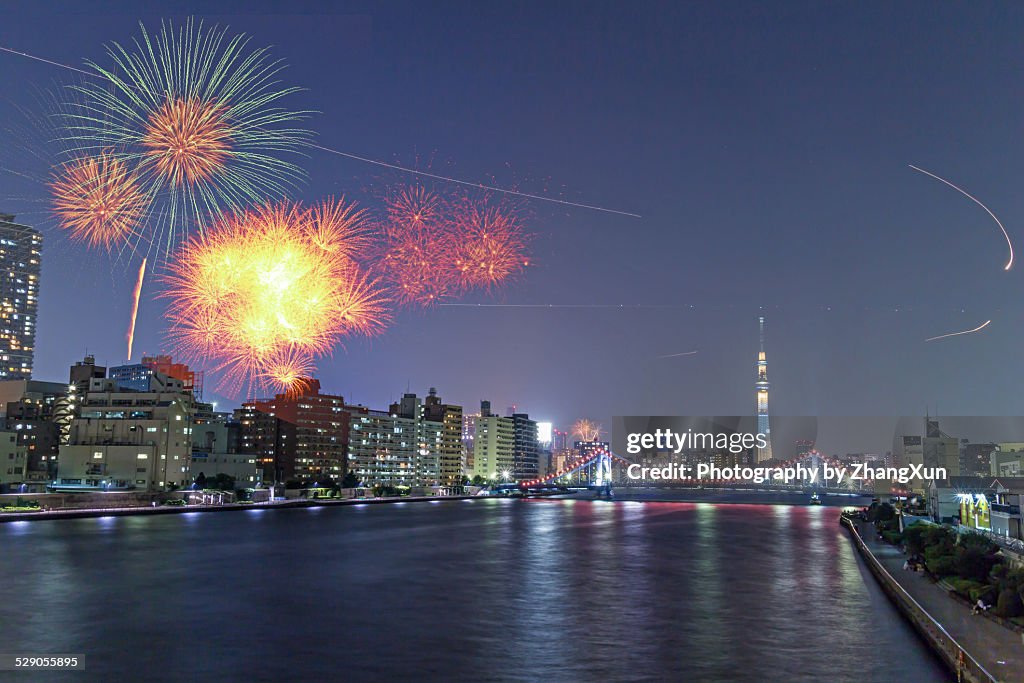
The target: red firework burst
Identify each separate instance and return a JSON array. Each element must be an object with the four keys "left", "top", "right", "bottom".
[
  {"left": 379, "top": 225, "right": 458, "bottom": 307},
  {"left": 450, "top": 198, "right": 530, "bottom": 290},
  {"left": 385, "top": 184, "right": 443, "bottom": 229}
]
